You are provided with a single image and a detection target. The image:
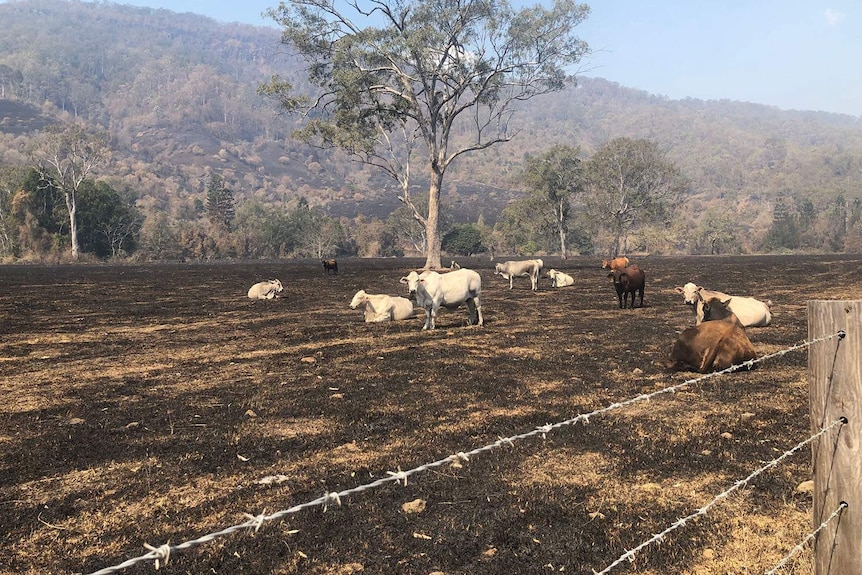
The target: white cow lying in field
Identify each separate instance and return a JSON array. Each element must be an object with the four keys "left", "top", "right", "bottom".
[
  {"left": 495, "top": 259, "right": 544, "bottom": 290},
  {"left": 546, "top": 268, "right": 574, "bottom": 288},
  {"left": 349, "top": 290, "right": 416, "bottom": 322},
  {"left": 675, "top": 282, "right": 772, "bottom": 327},
  {"left": 400, "top": 268, "right": 483, "bottom": 330},
  {"left": 247, "top": 279, "right": 284, "bottom": 300}
]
